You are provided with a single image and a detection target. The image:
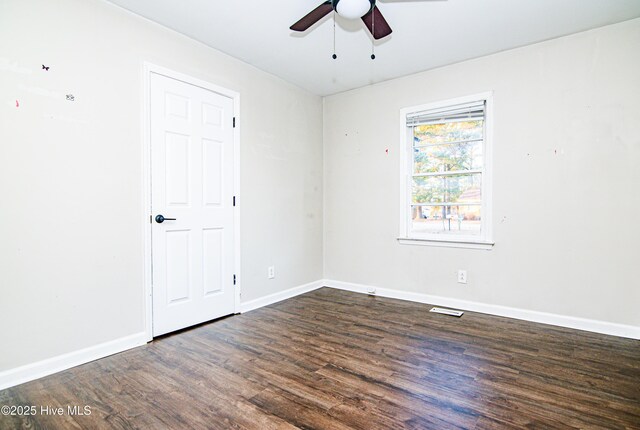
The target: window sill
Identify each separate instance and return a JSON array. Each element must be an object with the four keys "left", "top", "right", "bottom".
[{"left": 397, "top": 237, "right": 494, "bottom": 250}]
